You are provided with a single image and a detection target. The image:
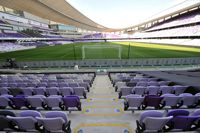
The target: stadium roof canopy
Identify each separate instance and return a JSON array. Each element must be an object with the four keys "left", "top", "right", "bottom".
[
  {"left": 0, "top": 0, "right": 116, "bottom": 32},
  {"left": 0, "top": 0, "right": 200, "bottom": 32}
]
